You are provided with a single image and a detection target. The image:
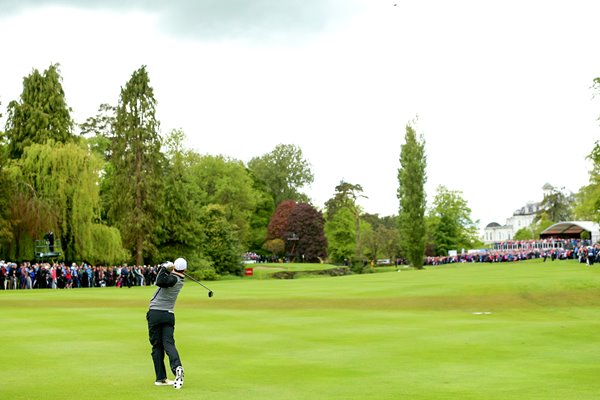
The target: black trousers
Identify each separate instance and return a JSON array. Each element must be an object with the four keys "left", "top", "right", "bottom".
[{"left": 146, "top": 309, "right": 182, "bottom": 381}]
